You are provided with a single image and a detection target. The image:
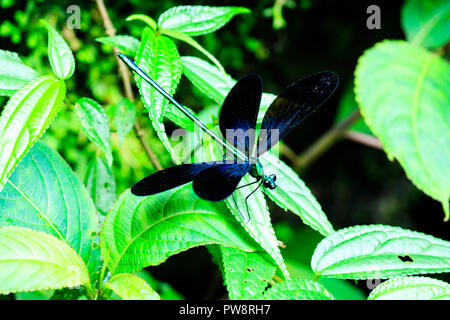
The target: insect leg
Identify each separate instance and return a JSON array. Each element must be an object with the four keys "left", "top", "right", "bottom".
[{"left": 244, "top": 180, "right": 264, "bottom": 222}]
